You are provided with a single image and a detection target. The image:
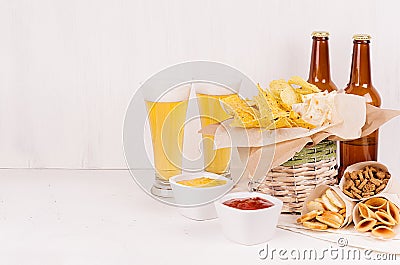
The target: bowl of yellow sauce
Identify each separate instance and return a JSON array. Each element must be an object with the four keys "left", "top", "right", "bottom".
[
  {"left": 169, "top": 172, "right": 234, "bottom": 220},
  {"left": 177, "top": 177, "right": 227, "bottom": 188}
]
